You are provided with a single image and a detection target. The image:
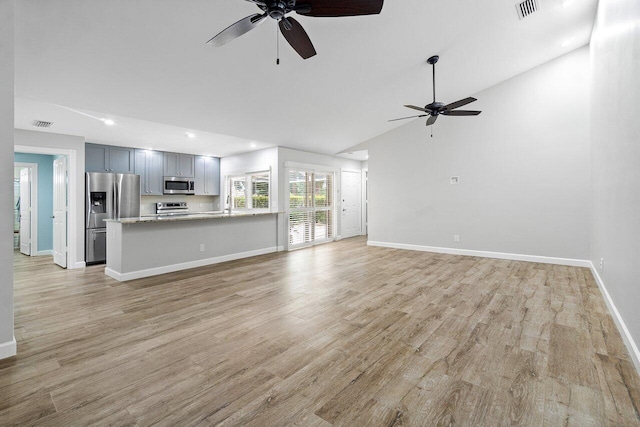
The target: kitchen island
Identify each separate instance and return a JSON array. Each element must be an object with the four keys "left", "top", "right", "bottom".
[{"left": 105, "top": 212, "right": 283, "bottom": 281}]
